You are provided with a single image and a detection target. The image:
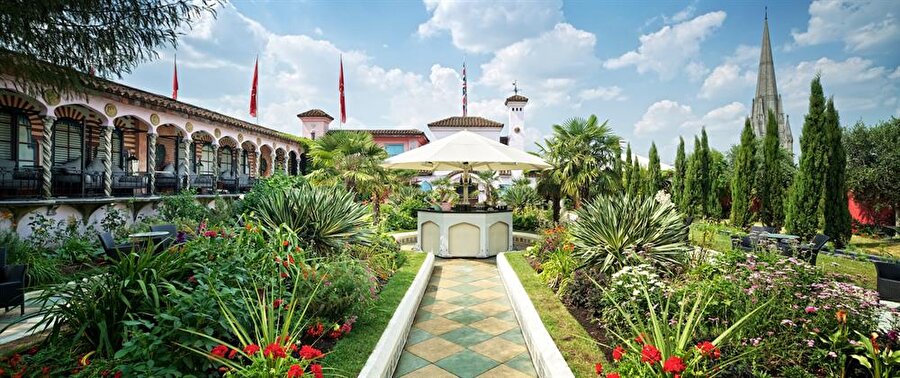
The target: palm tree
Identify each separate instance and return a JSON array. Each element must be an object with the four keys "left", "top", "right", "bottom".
[
  {"left": 535, "top": 169, "right": 563, "bottom": 223},
  {"left": 536, "top": 115, "right": 621, "bottom": 208},
  {"left": 475, "top": 170, "right": 499, "bottom": 206}
]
